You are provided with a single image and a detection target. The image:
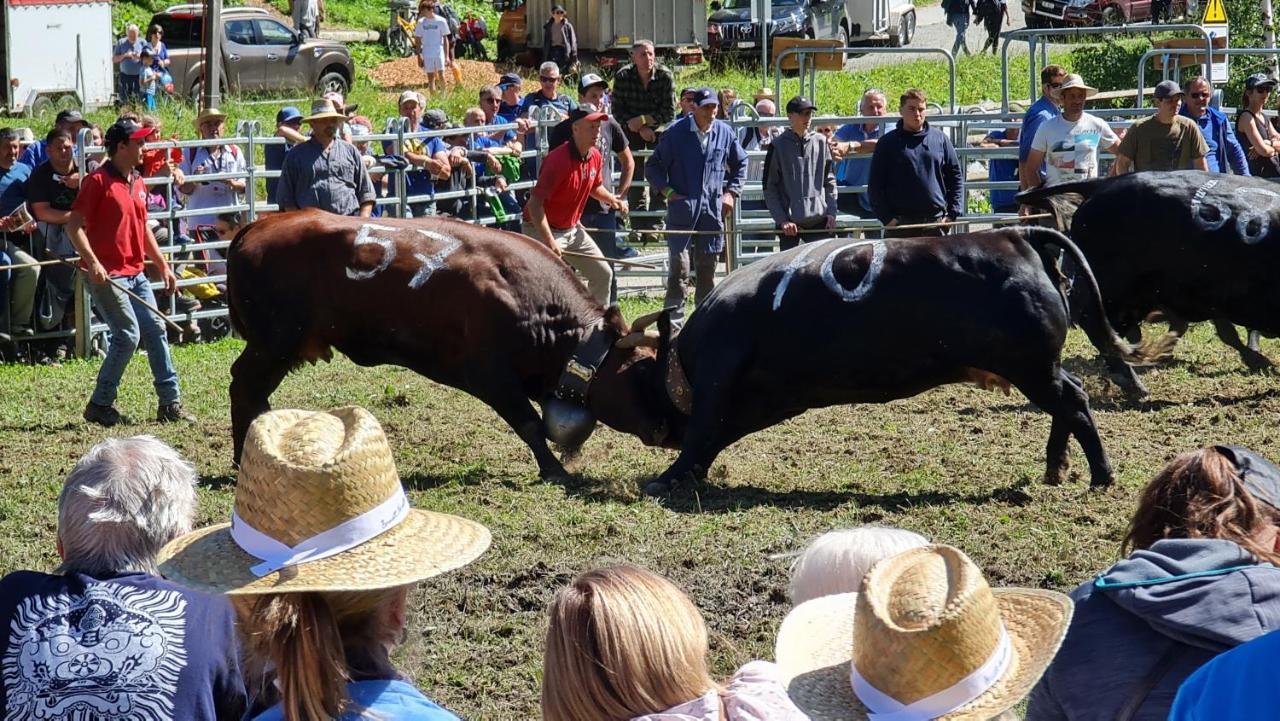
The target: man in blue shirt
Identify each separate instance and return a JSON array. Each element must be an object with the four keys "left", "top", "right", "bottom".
[
  {"left": 112, "top": 24, "right": 146, "bottom": 105},
  {"left": 831, "top": 88, "right": 888, "bottom": 219},
  {"left": 1171, "top": 627, "right": 1280, "bottom": 720},
  {"left": 1179, "top": 76, "right": 1250, "bottom": 175},
  {"left": 979, "top": 126, "right": 1019, "bottom": 213},
  {"left": 19, "top": 109, "right": 89, "bottom": 170},
  {"left": 646, "top": 88, "right": 747, "bottom": 322},
  {"left": 382, "top": 94, "right": 451, "bottom": 218},
  {"left": 266, "top": 106, "right": 304, "bottom": 206},
  {"left": 496, "top": 72, "right": 524, "bottom": 122},
  {"left": 1018, "top": 64, "right": 1065, "bottom": 191},
  {"left": 0, "top": 127, "right": 36, "bottom": 343}
]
